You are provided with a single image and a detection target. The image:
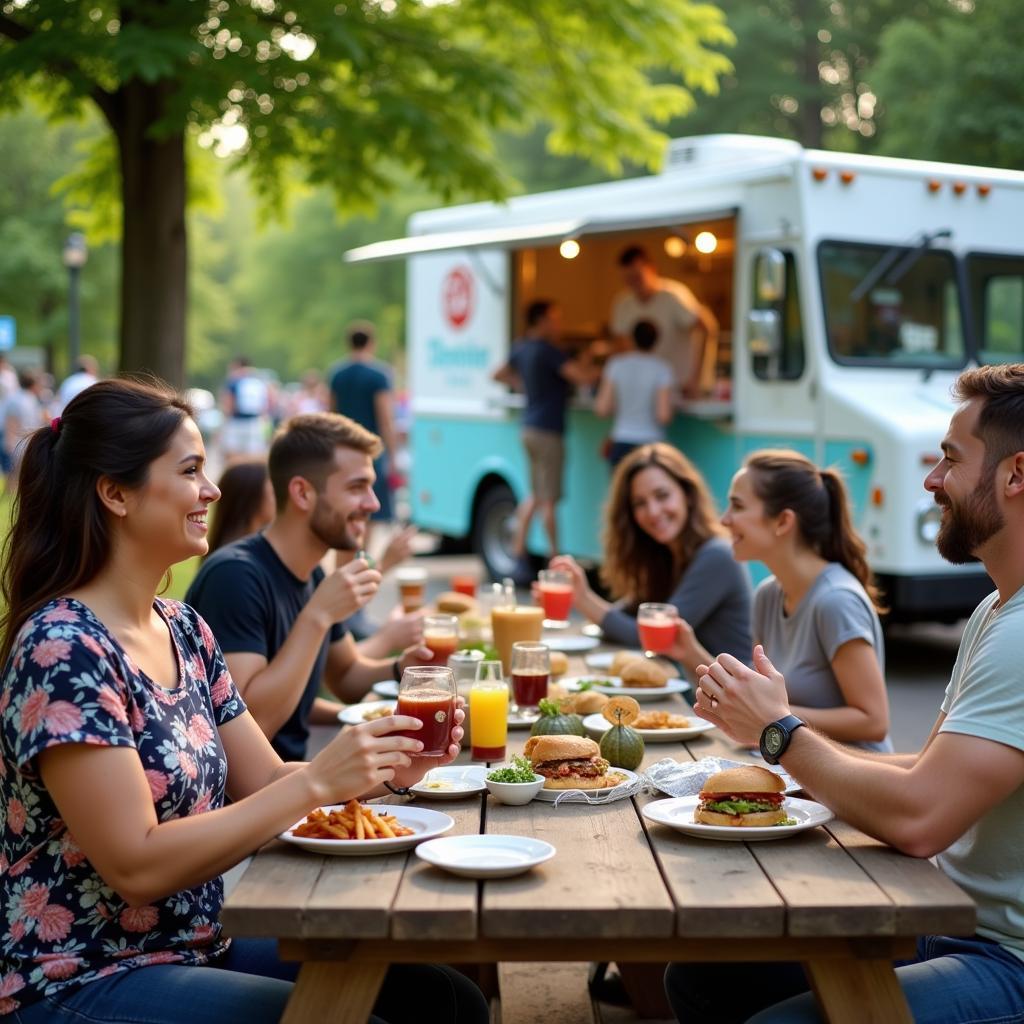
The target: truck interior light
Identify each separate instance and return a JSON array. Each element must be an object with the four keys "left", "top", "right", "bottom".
[
  {"left": 978, "top": 183, "right": 992, "bottom": 197},
  {"left": 839, "top": 170, "right": 856, "bottom": 184},
  {"left": 694, "top": 231, "right": 717, "bottom": 255},
  {"left": 559, "top": 238, "right": 581, "bottom": 260},
  {"left": 952, "top": 182, "right": 967, "bottom": 196},
  {"left": 927, "top": 179, "right": 942, "bottom": 193},
  {"left": 664, "top": 233, "right": 687, "bottom": 258},
  {"left": 871, "top": 487, "right": 884, "bottom": 507},
  {"left": 850, "top": 448, "right": 871, "bottom": 466},
  {"left": 811, "top": 167, "right": 828, "bottom": 182}
]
